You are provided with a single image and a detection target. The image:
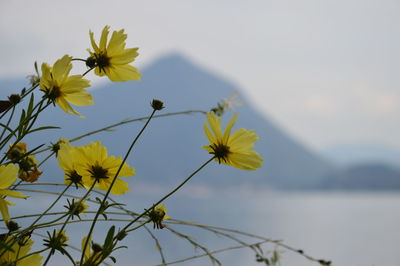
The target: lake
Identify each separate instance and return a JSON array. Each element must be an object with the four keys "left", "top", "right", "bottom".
[{"left": 8, "top": 185, "right": 400, "bottom": 266}]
